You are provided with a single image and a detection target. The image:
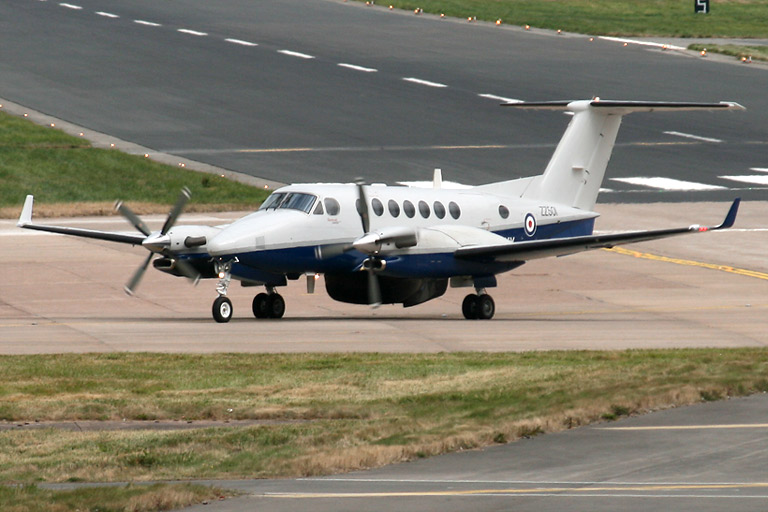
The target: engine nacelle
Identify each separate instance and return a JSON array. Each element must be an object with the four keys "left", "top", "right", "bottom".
[{"left": 325, "top": 273, "right": 447, "bottom": 307}]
